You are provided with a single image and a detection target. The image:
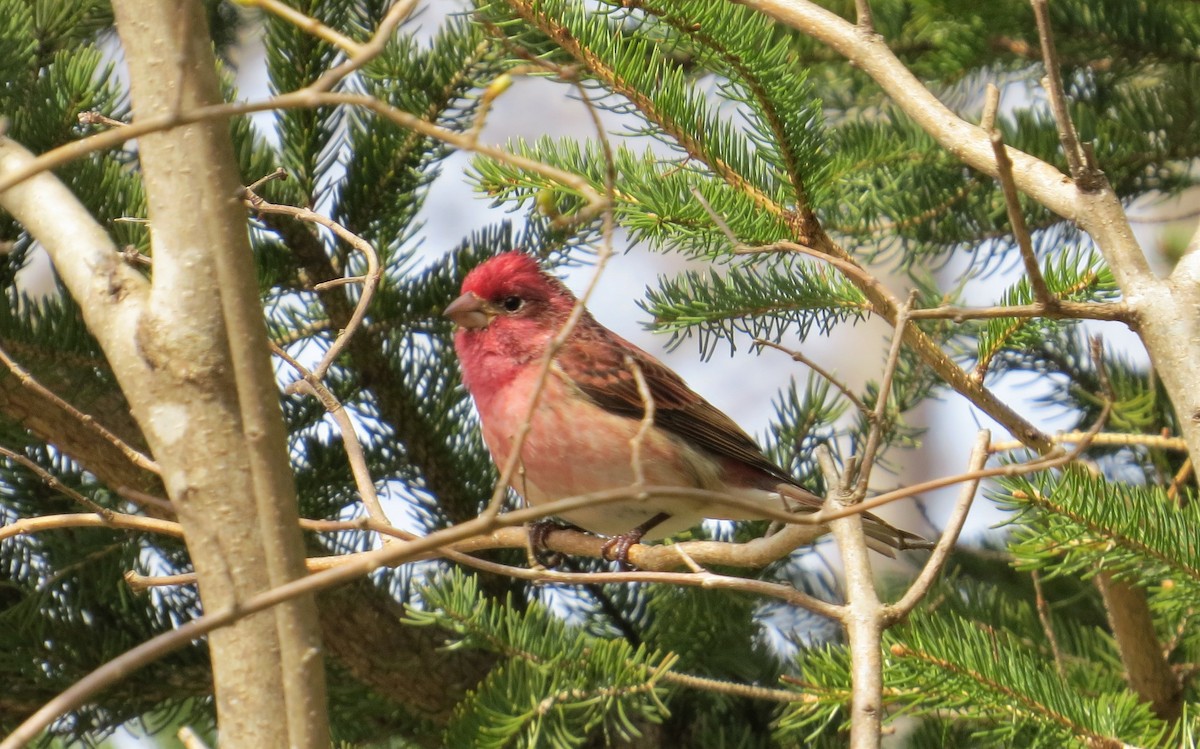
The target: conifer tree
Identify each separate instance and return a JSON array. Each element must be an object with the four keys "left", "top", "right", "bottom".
[{"left": 0, "top": 1, "right": 1198, "bottom": 747}]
